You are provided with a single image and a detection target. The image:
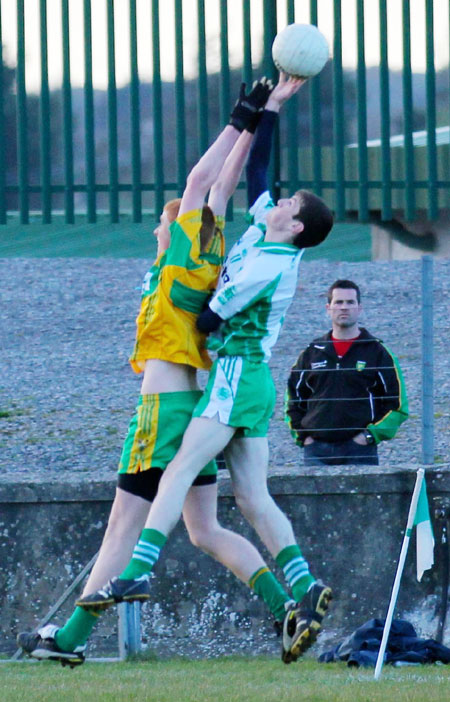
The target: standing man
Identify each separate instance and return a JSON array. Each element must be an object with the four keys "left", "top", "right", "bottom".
[
  {"left": 81, "top": 74, "right": 334, "bottom": 664},
  {"left": 285, "top": 279, "right": 408, "bottom": 466}
]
